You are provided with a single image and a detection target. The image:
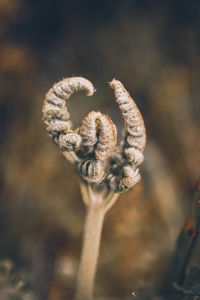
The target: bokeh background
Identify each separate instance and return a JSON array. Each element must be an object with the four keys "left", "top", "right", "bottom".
[{"left": 0, "top": 0, "right": 200, "bottom": 299}]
